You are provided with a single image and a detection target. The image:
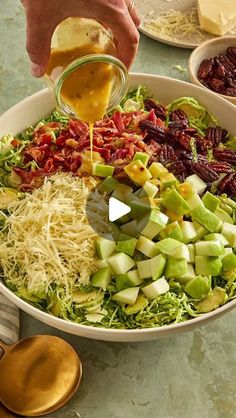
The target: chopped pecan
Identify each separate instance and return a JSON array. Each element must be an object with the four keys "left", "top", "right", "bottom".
[
  {"left": 217, "top": 172, "right": 236, "bottom": 195},
  {"left": 139, "top": 120, "right": 167, "bottom": 143},
  {"left": 197, "top": 58, "right": 213, "bottom": 79},
  {"left": 169, "top": 109, "right": 189, "bottom": 127},
  {"left": 144, "top": 98, "right": 166, "bottom": 120},
  {"left": 213, "top": 148, "right": 236, "bottom": 165},
  {"left": 210, "top": 78, "right": 225, "bottom": 93},
  {"left": 218, "top": 53, "right": 235, "bottom": 74},
  {"left": 205, "top": 126, "right": 228, "bottom": 146},
  {"left": 191, "top": 162, "right": 218, "bottom": 182},
  {"left": 229, "top": 178, "right": 236, "bottom": 196},
  {"left": 207, "top": 162, "right": 233, "bottom": 173}
]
